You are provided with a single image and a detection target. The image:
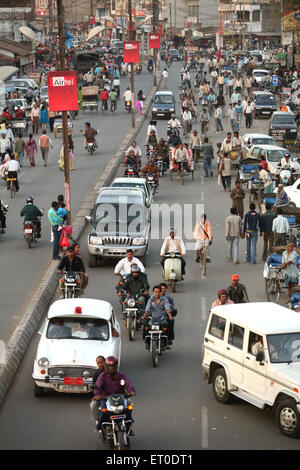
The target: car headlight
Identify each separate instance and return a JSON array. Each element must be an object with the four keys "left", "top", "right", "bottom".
[
  {"left": 170, "top": 108, "right": 174, "bottom": 112},
  {"left": 152, "top": 107, "right": 158, "bottom": 112},
  {"left": 89, "top": 236, "right": 103, "bottom": 245},
  {"left": 132, "top": 238, "right": 145, "bottom": 246},
  {"left": 128, "top": 298, "right": 136, "bottom": 308},
  {"left": 38, "top": 357, "right": 49, "bottom": 367}
]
